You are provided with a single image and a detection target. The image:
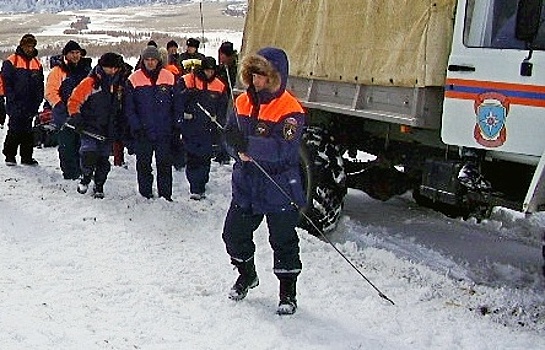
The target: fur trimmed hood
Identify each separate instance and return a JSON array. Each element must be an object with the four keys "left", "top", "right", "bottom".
[{"left": 240, "top": 47, "right": 288, "bottom": 94}]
